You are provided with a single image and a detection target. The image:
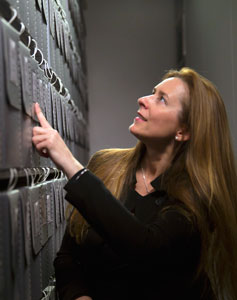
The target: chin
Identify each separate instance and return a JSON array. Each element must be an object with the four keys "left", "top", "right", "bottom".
[
  {"left": 129, "top": 124, "right": 143, "bottom": 141},
  {"left": 129, "top": 123, "right": 136, "bottom": 135}
]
